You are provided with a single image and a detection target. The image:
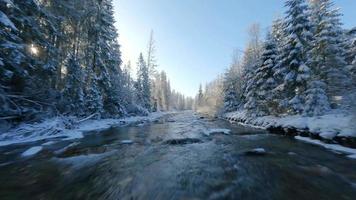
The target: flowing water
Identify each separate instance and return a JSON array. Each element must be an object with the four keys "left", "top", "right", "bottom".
[{"left": 0, "top": 111, "right": 355, "bottom": 200}]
